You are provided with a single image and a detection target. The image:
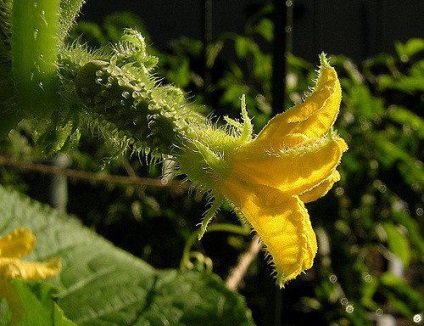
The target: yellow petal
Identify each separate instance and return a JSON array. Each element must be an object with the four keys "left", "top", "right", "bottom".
[
  {"left": 302, "top": 209, "right": 318, "bottom": 271},
  {"left": 0, "top": 228, "right": 35, "bottom": 259},
  {"left": 231, "top": 136, "right": 347, "bottom": 197},
  {"left": 246, "top": 56, "right": 341, "bottom": 152},
  {"left": 299, "top": 170, "right": 341, "bottom": 203},
  {"left": 0, "top": 258, "right": 62, "bottom": 280},
  {"left": 222, "top": 180, "right": 317, "bottom": 286}
]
